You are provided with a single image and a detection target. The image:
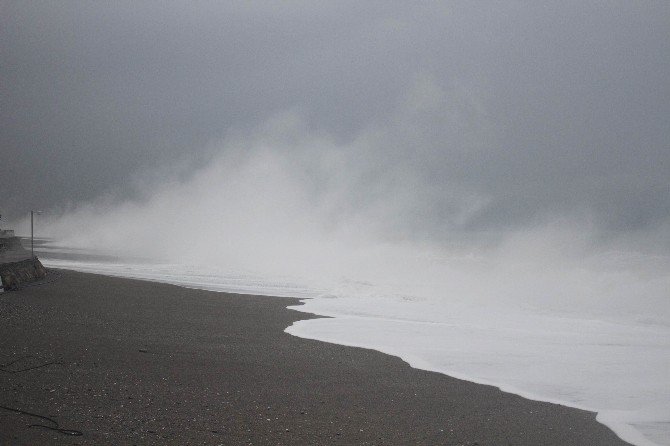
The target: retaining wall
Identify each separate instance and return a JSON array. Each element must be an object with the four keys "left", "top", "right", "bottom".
[
  {"left": 0, "top": 258, "right": 47, "bottom": 290},
  {"left": 0, "top": 236, "right": 47, "bottom": 290}
]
